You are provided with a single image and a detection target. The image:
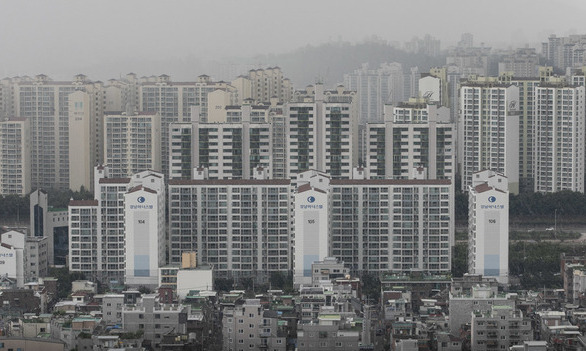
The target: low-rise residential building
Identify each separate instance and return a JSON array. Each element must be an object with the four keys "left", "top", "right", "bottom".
[
  {"left": 297, "top": 314, "right": 361, "bottom": 351},
  {"left": 470, "top": 305, "right": 532, "bottom": 350},
  {"left": 449, "top": 284, "right": 515, "bottom": 334},
  {"left": 222, "top": 299, "right": 286, "bottom": 351},
  {"left": 122, "top": 294, "right": 189, "bottom": 349}
]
